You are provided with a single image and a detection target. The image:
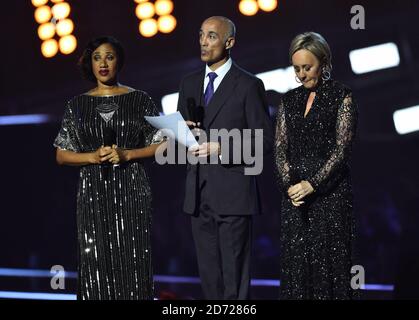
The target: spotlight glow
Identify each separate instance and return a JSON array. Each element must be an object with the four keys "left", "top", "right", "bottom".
[
  {"left": 239, "top": 0, "right": 259, "bottom": 16},
  {"left": 41, "top": 39, "right": 59, "bottom": 58},
  {"left": 34, "top": 6, "right": 52, "bottom": 24},
  {"left": 136, "top": 2, "right": 155, "bottom": 20},
  {"left": 51, "top": 2, "right": 71, "bottom": 20},
  {"left": 59, "top": 35, "right": 77, "bottom": 54},
  {"left": 349, "top": 42, "right": 400, "bottom": 74},
  {"left": 31, "top": 0, "right": 48, "bottom": 7},
  {"left": 256, "top": 66, "right": 299, "bottom": 93},
  {"left": 155, "top": 0, "right": 174, "bottom": 16},
  {"left": 38, "top": 22, "right": 55, "bottom": 40},
  {"left": 393, "top": 105, "right": 419, "bottom": 135},
  {"left": 161, "top": 93, "right": 179, "bottom": 115},
  {"left": 139, "top": 18, "right": 158, "bottom": 37},
  {"left": 258, "top": 0, "right": 278, "bottom": 12},
  {"left": 157, "top": 15, "right": 177, "bottom": 33},
  {"left": 56, "top": 19, "right": 74, "bottom": 36}
]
